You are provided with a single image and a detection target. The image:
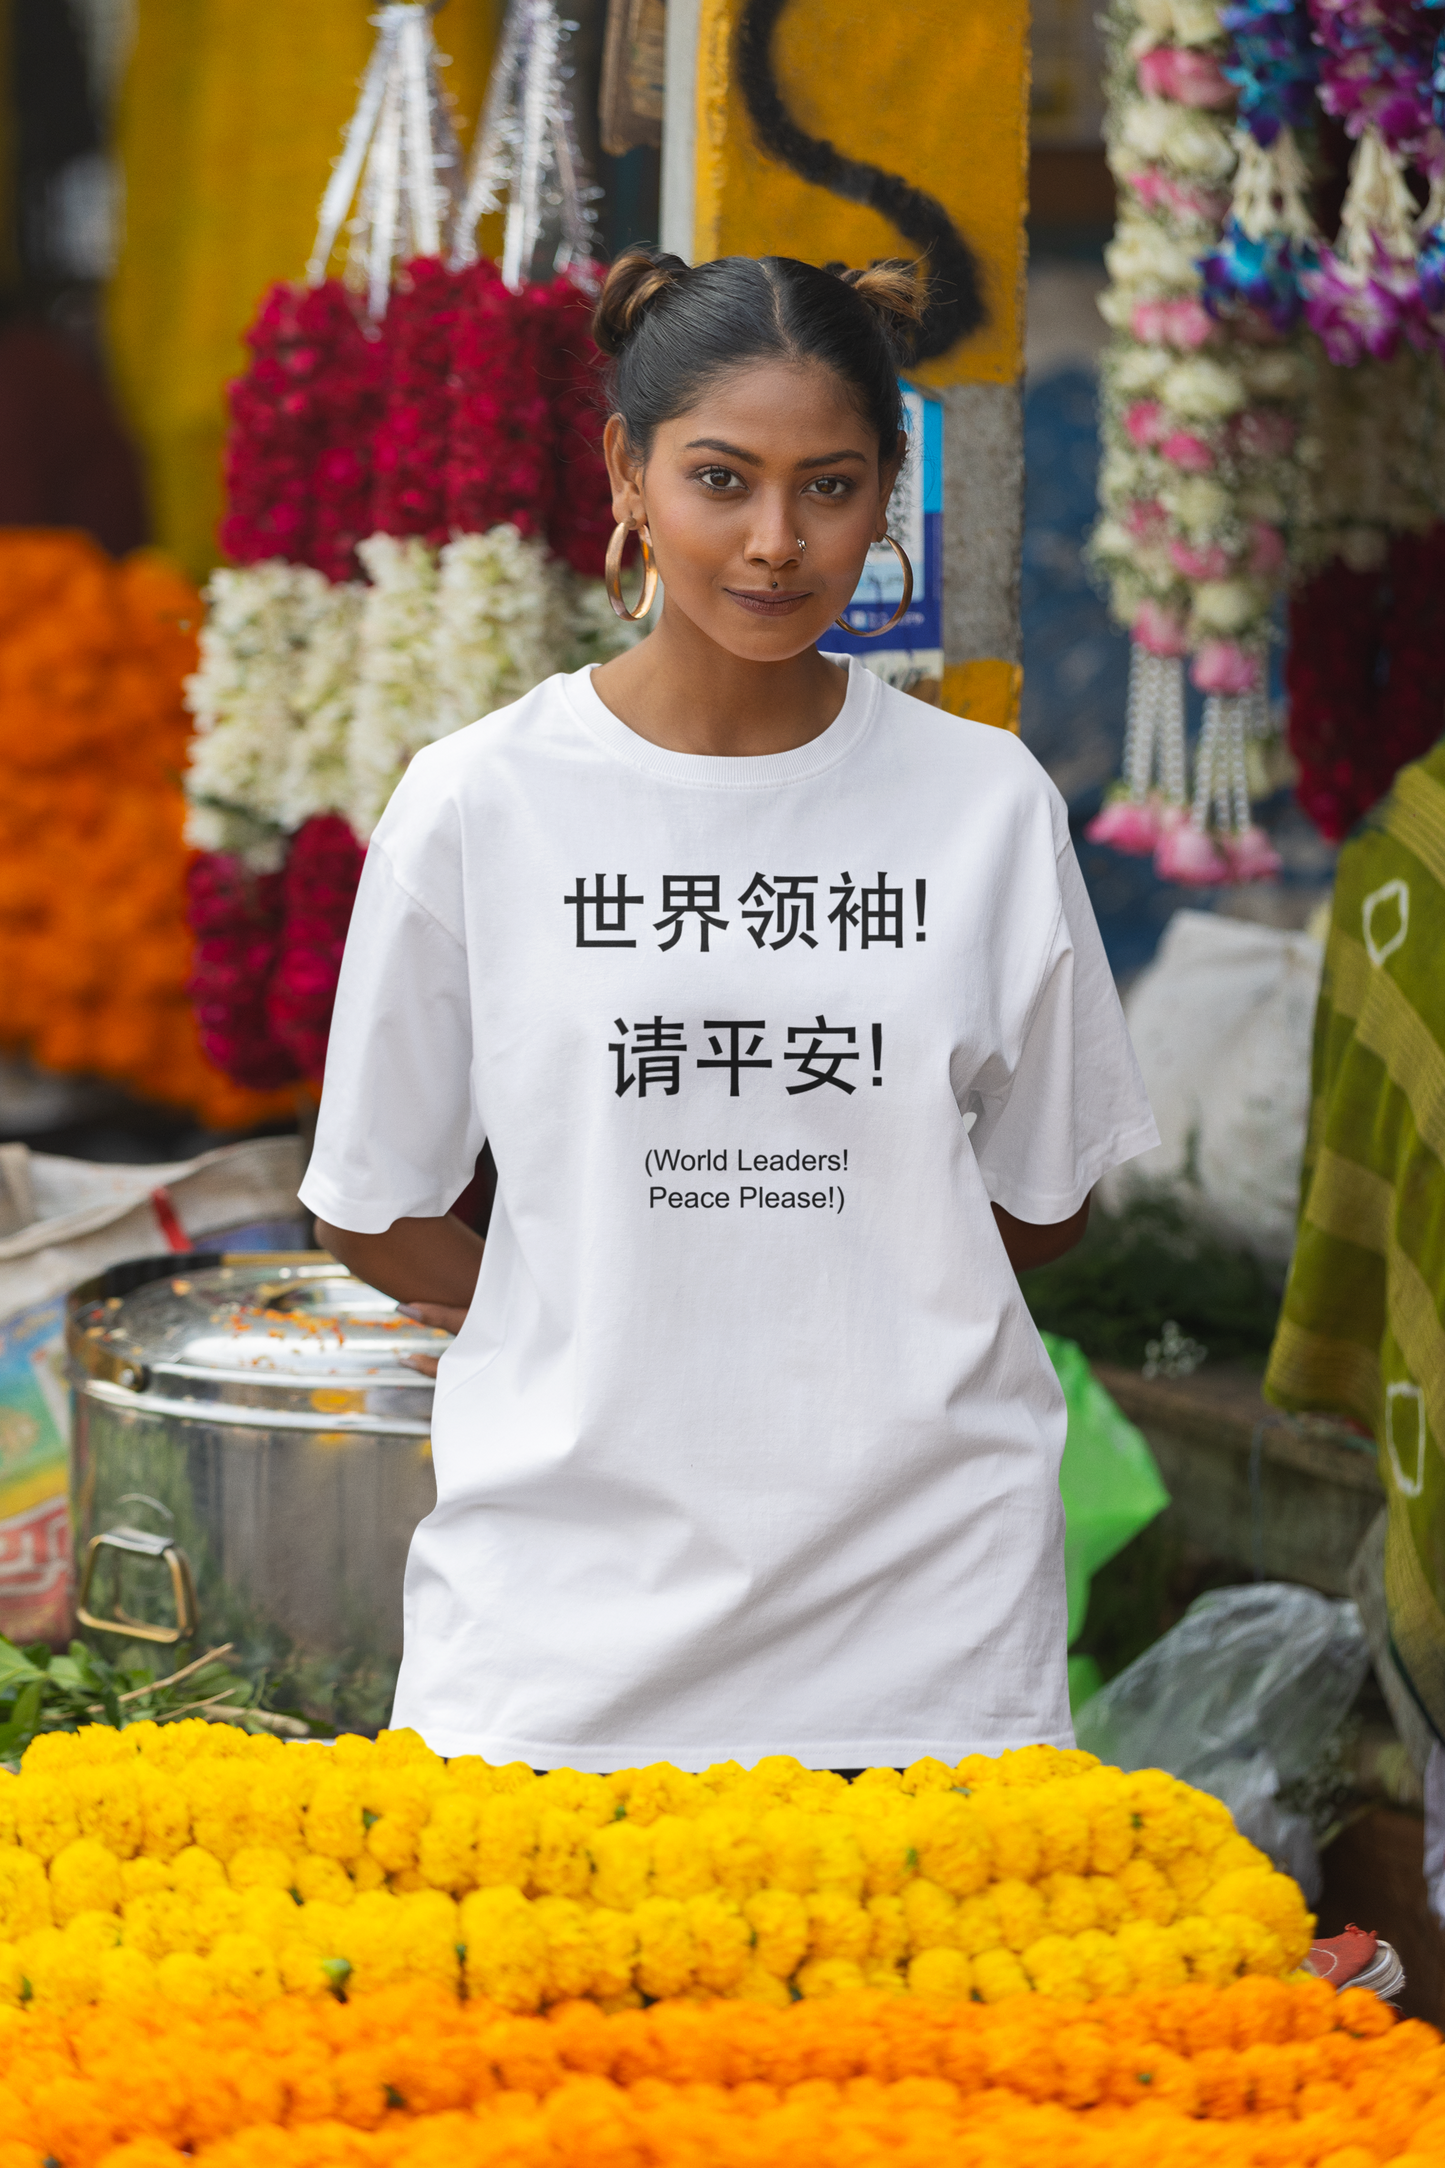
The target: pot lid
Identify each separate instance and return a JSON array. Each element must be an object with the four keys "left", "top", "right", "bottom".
[{"left": 68, "top": 1259, "right": 443, "bottom": 1435}]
